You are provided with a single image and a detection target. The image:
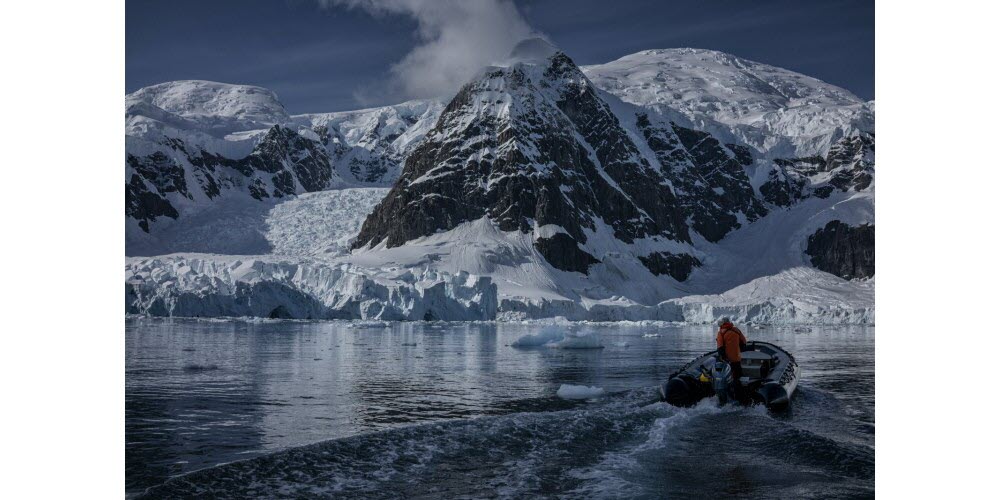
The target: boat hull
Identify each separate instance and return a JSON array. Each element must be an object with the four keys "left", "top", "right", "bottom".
[{"left": 660, "top": 341, "right": 800, "bottom": 411}]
